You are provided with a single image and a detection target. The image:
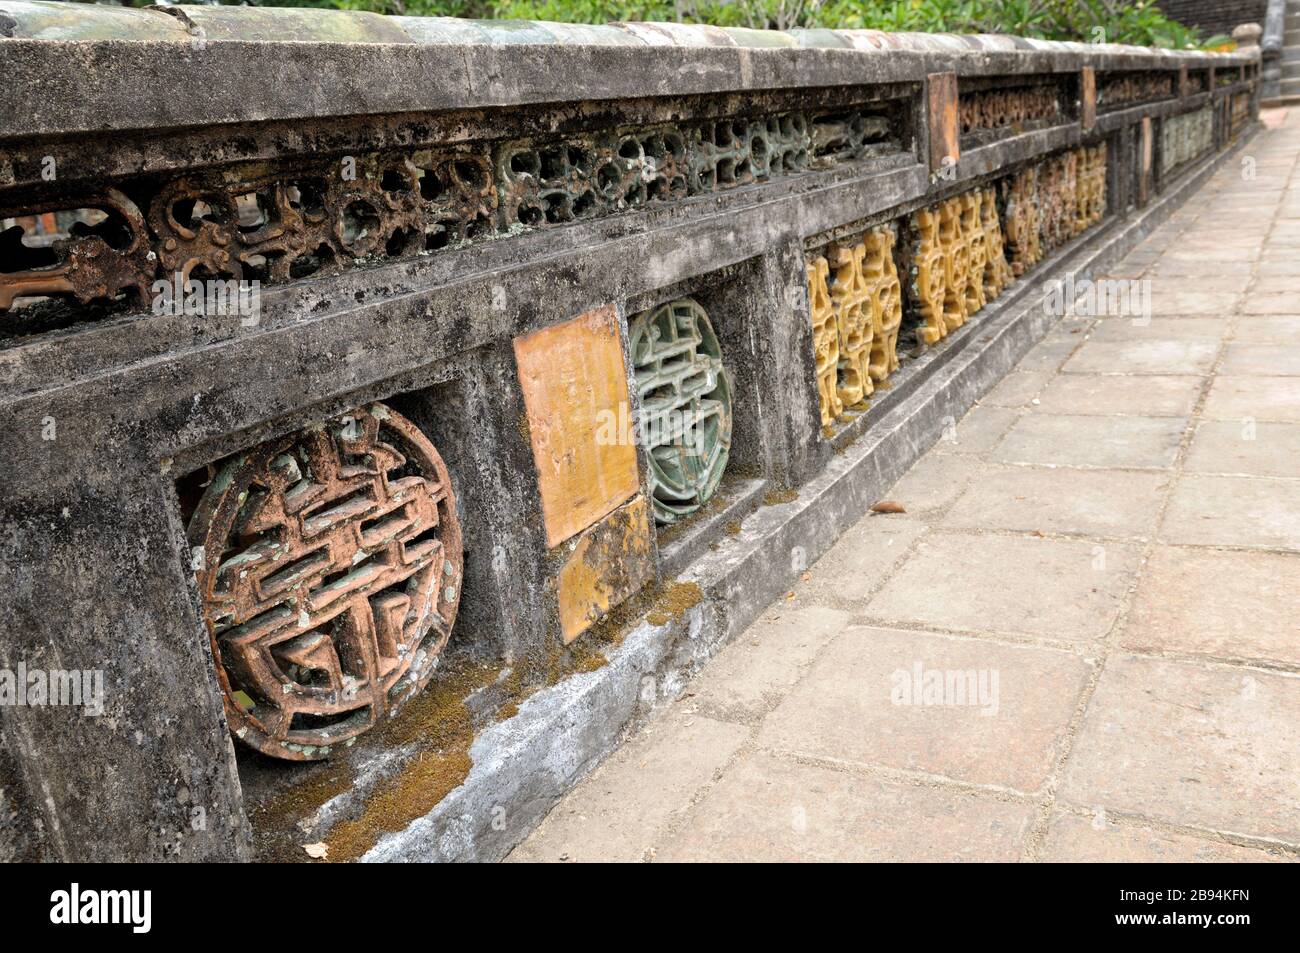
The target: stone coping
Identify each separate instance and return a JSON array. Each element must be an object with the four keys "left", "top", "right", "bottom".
[
  {"left": 0, "top": 2, "right": 1261, "bottom": 58},
  {"left": 0, "top": 2, "right": 1258, "bottom": 140}
]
